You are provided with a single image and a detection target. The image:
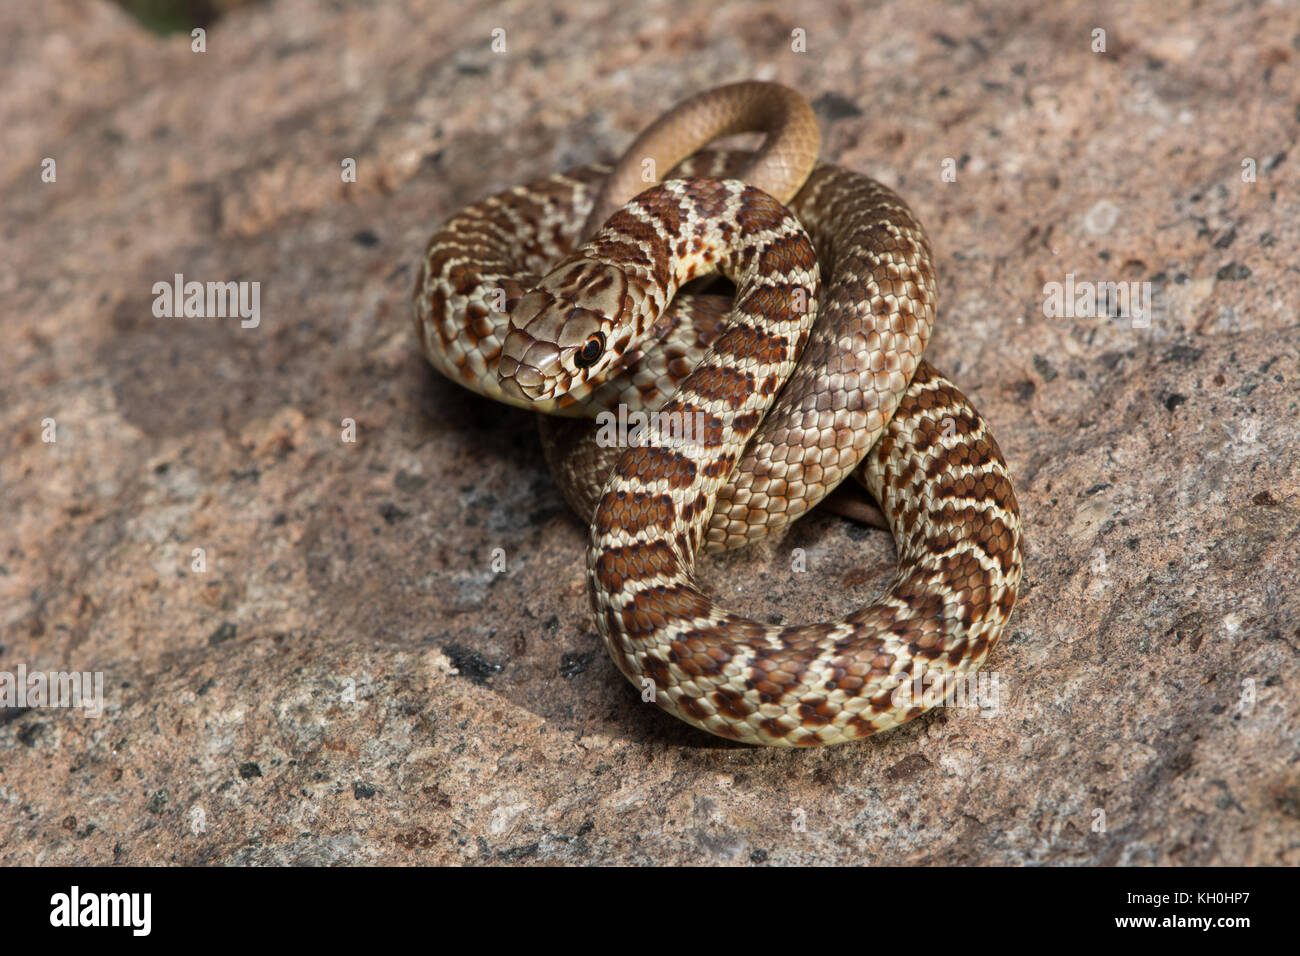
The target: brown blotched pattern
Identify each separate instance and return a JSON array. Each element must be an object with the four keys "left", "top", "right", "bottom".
[
  {"left": 414, "top": 150, "right": 940, "bottom": 549},
  {"left": 414, "top": 83, "right": 1023, "bottom": 745}
]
